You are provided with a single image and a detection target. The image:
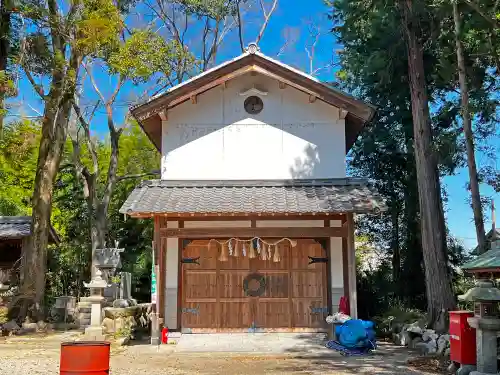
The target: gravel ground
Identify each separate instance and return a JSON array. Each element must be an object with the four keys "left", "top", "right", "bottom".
[{"left": 0, "top": 334, "right": 442, "bottom": 375}]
